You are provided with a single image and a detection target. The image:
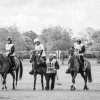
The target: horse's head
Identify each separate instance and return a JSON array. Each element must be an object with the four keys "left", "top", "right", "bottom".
[
  {"left": 29, "top": 50, "right": 42, "bottom": 65},
  {"left": 68, "top": 49, "right": 74, "bottom": 57},
  {"left": 35, "top": 53, "right": 43, "bottom": 65},
  {"left": 29, "top": 50, "right": 36, "bottom": 63},
  {"left": 68, "top": 48, "right": 80, "bottom": 72},
  {"left": 68, "top": 48, "right": 78, "bottom": 69}
]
